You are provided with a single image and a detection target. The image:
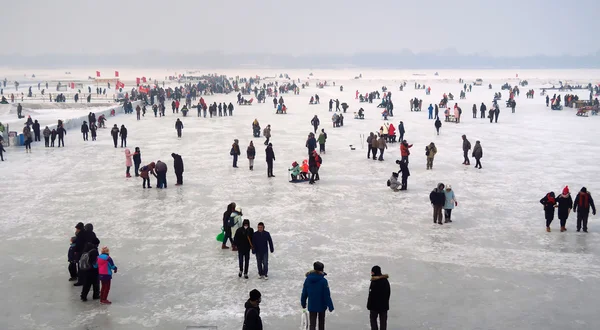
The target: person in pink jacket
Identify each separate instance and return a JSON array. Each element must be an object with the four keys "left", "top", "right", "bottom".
[
  {"left": 124, "top": 149, "right": 133, "bottom": 178},
  {"left": 97, "top": 246, "right": 117, "bottom": 304}
]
